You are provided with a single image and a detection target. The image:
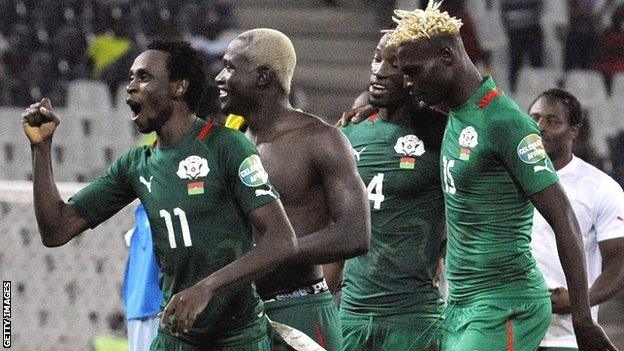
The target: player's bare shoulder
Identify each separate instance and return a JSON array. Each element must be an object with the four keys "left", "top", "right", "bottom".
[{"left": 292, "top": 110, "right": 351, "bottom": 153}]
